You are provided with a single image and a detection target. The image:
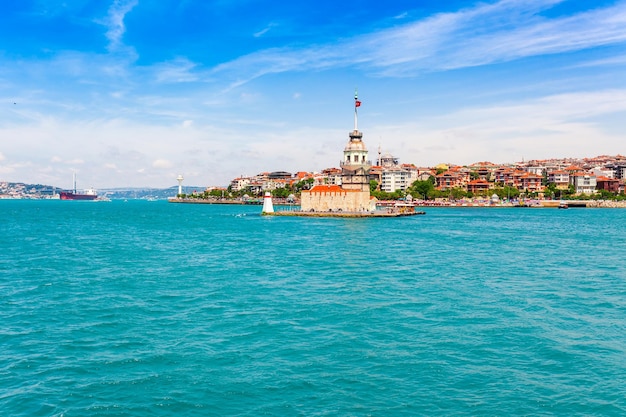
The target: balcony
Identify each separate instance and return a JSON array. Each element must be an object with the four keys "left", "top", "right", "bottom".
[{"left": 340, "top": 160, "right": 372, "bottom": 167}]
